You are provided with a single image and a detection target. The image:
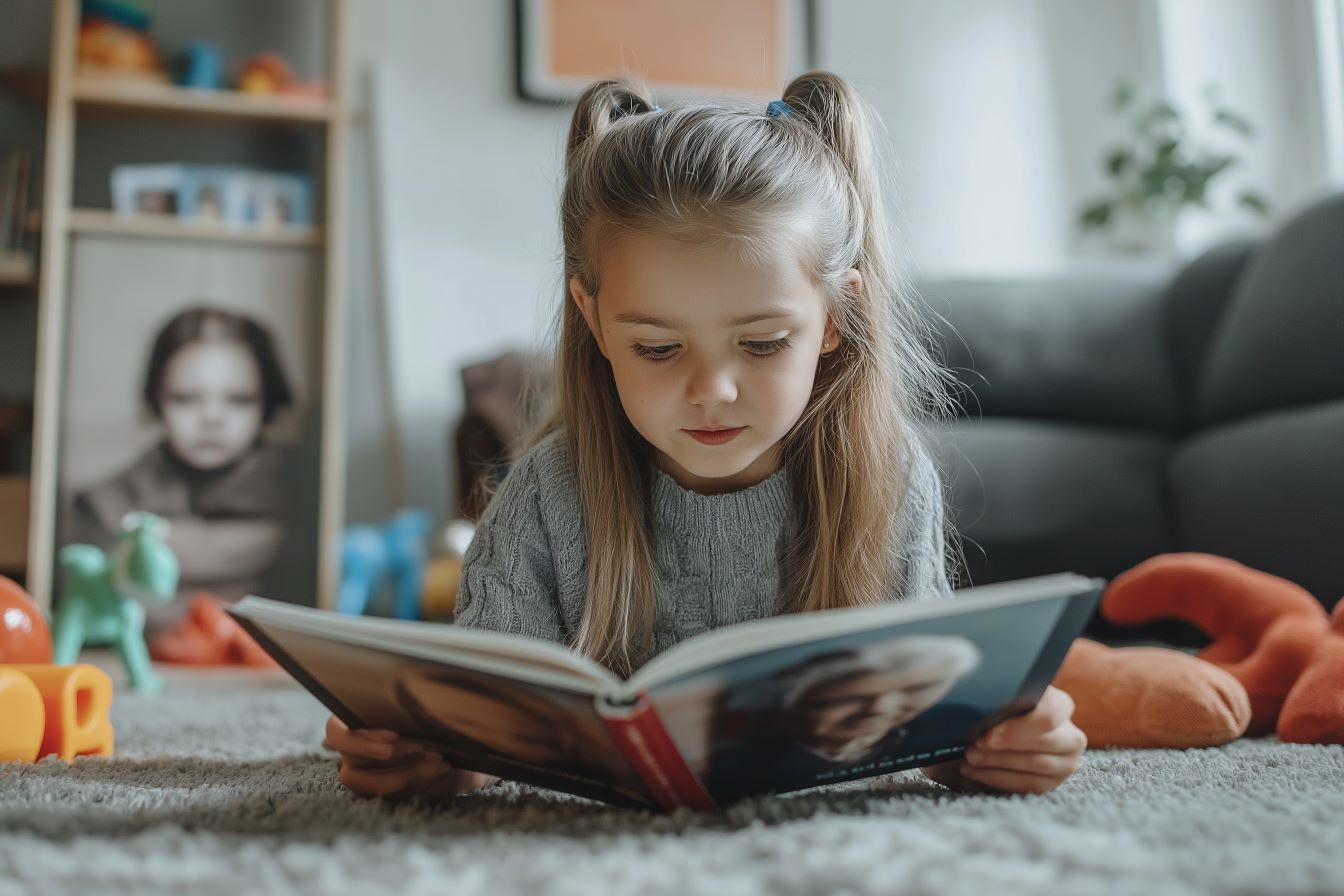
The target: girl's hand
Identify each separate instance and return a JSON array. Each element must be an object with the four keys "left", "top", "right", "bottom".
[
  {"left": 921, "top": 686, "right": 1086, "bottom": 795},
  {"left": 323, "top": 715, "right": 498, "bottom": 800}
]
